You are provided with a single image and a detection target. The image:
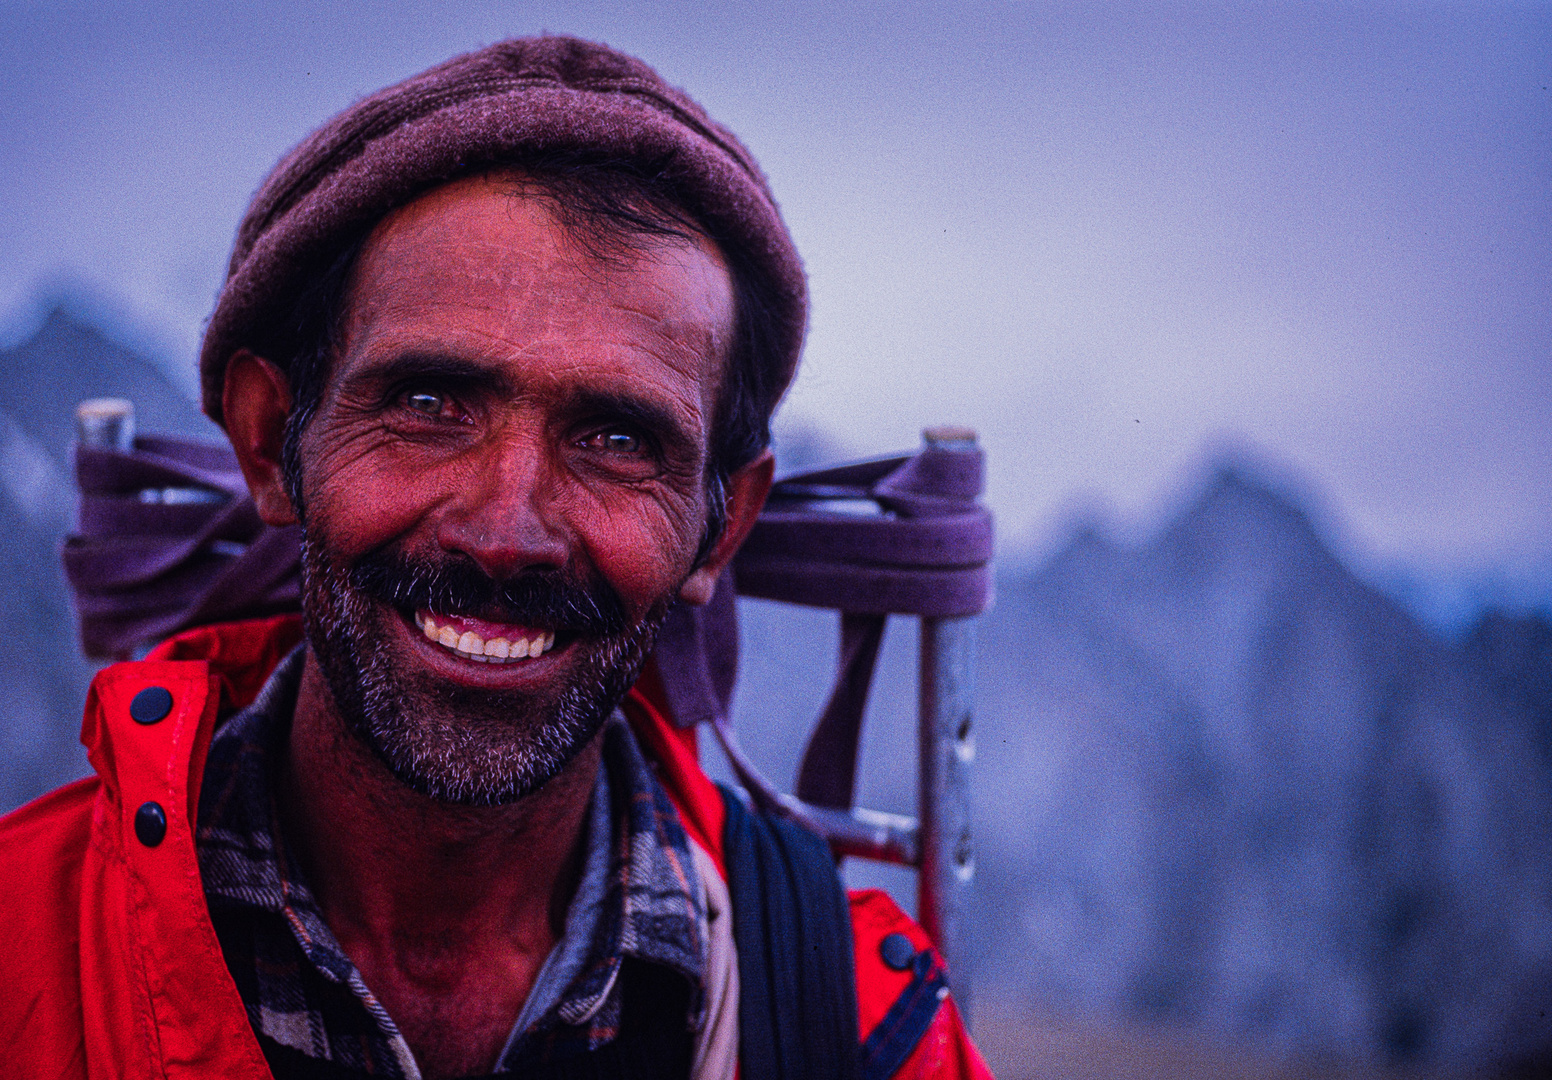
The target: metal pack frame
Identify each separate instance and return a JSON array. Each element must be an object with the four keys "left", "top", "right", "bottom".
[{"left": 654, "top": 427, "right": 993, "bottom": 1017}]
